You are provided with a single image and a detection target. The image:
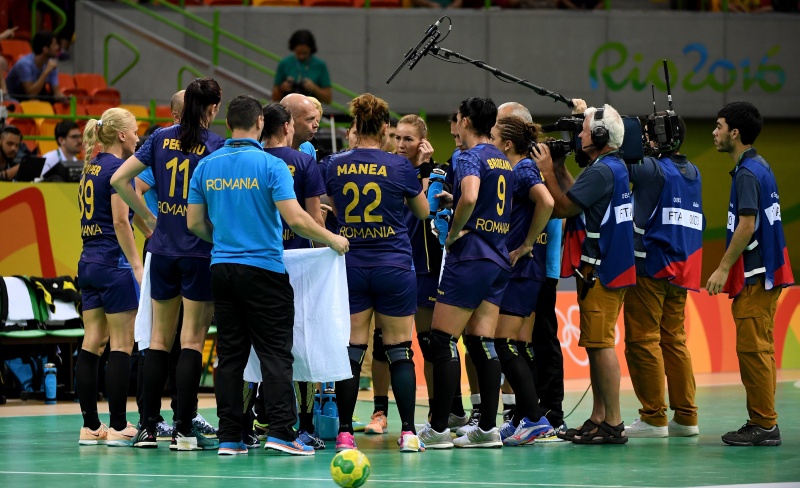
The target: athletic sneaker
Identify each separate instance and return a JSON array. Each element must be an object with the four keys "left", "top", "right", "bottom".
[
  {"left": 721, "top": 423, "right": 781, "bottom": 446},
  {"left": 107, "top": 423, "right": 138, "bottom": 447},
  {"left": 79, "top": 423, "right": 108, "bottom": 445},
  {"left": 170, "top": 426, "right": 220, "bottom": 451},
  {"left": 448, "top": 413, "right": 469, "bottom": 429},
  {"left": 498, "top": 421, "right": 517, "bottom": 442},
  {"left": 453, "top": 426, "right": 503, "bottom": 448},
  {"left": 625, "top": 418, "right": 668, "bottom": 438},
  {"left": 365, "top": 411, "right": 388, "bottom": 435},
  {"left": 193, "top": 414, "right": 218, "bottom": 437},
  {"left": 335, "top": 432, "right": 357, "bottom": 452},
  {"left": 253, "top": 420, "right": 269, "bottom": 440},
  {"left": 353, "top": 415, "right": 366, "bottom": 433},
  {"left": 397, "top": 431, "right": 422, "bottom": 452},
  {"left": 536, "top": 422, "right": 567, "bottom": 443},
  {"left": 456, "top": 409, "right": 481, "bottom": 437},
  {"left": 504, "top": 416, "right": 554, "bottom": 446},
  {"left": 668, "top": 420, "right": 699, "bottom": 437},
  {"left": 417, "top": 426, "right": 454, "bottom": 449},
  {"left": 218, "top": 441, "right": 248, "bottom": 456},
  {"left": 156, "top": 420, "right": 174, "bottom": 440},
  {"left": 298, "top": 430, "right": 325, "bottom": 450},
  {"left": 242, "top": 430, "right": 260, "bottom": 448},
  {"left": 265, "top": 436, "right": 315, "bottom": 456},
  {"left": 132, "top": 428, "right": 158, "bottom": 448}
]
